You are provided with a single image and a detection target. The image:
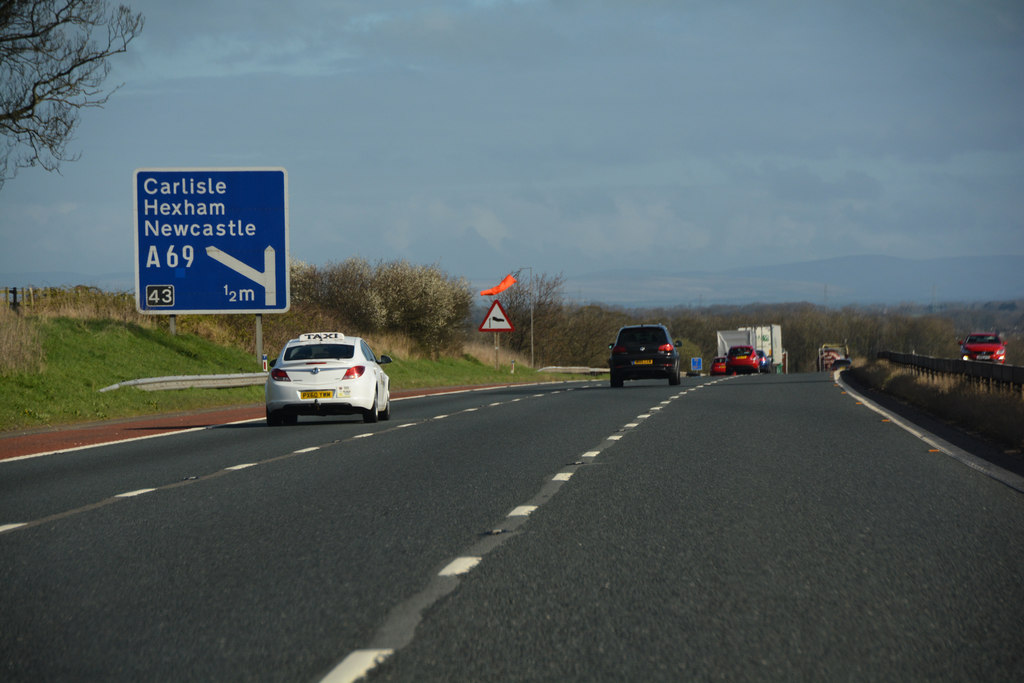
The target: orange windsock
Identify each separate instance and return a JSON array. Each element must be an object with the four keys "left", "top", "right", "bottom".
[{"left": 479, "top": 273, "right": 517, "bottom": 296}]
